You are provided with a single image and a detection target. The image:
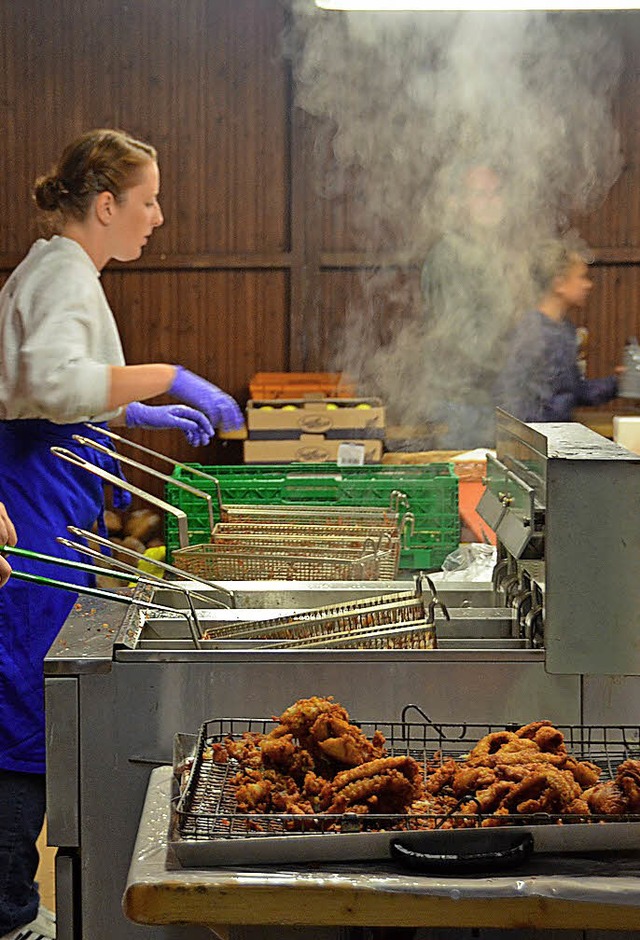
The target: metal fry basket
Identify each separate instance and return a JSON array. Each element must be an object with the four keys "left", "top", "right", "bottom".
[
  {"left": 200, "top": 575, "right": 446, "bottom": 642},
  {"left": 207, "top": 519, "right": 414, "bottom": 580},
  {"left": 171, "top": 541, "right": 389, "bottom": 581}
]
